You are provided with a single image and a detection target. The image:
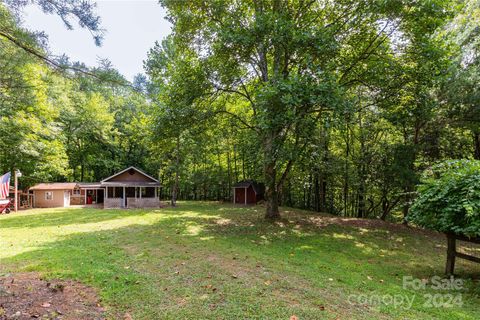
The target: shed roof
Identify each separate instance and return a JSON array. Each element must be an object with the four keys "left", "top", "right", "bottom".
[
  {"left": 29, "top": 183, "right": 78, "bottom": 190},
  {"left": 232, "top": 180, "right": 265, "bottom": 195}
]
